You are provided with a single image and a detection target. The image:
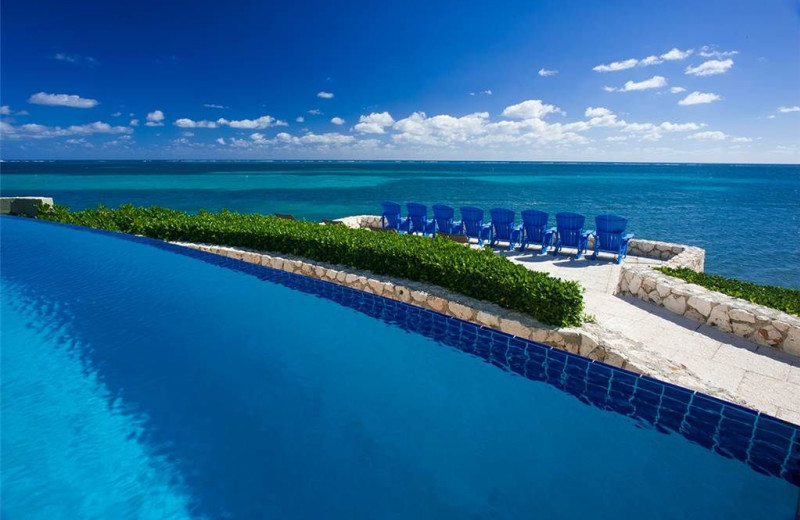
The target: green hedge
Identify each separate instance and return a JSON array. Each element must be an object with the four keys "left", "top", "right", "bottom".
[
  {"left": 654, "top": 266, "right": 800, "bottom": 316},
  {"left": 36, "top": 204, "right": 584, "bottom": 326}
]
